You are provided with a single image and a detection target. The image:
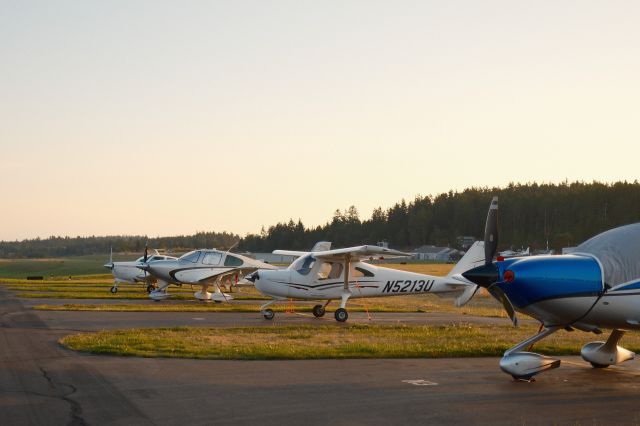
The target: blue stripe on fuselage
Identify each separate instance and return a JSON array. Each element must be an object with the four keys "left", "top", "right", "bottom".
[{"left": 611, "top": 280, "right": 640, "bottom": 292}]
